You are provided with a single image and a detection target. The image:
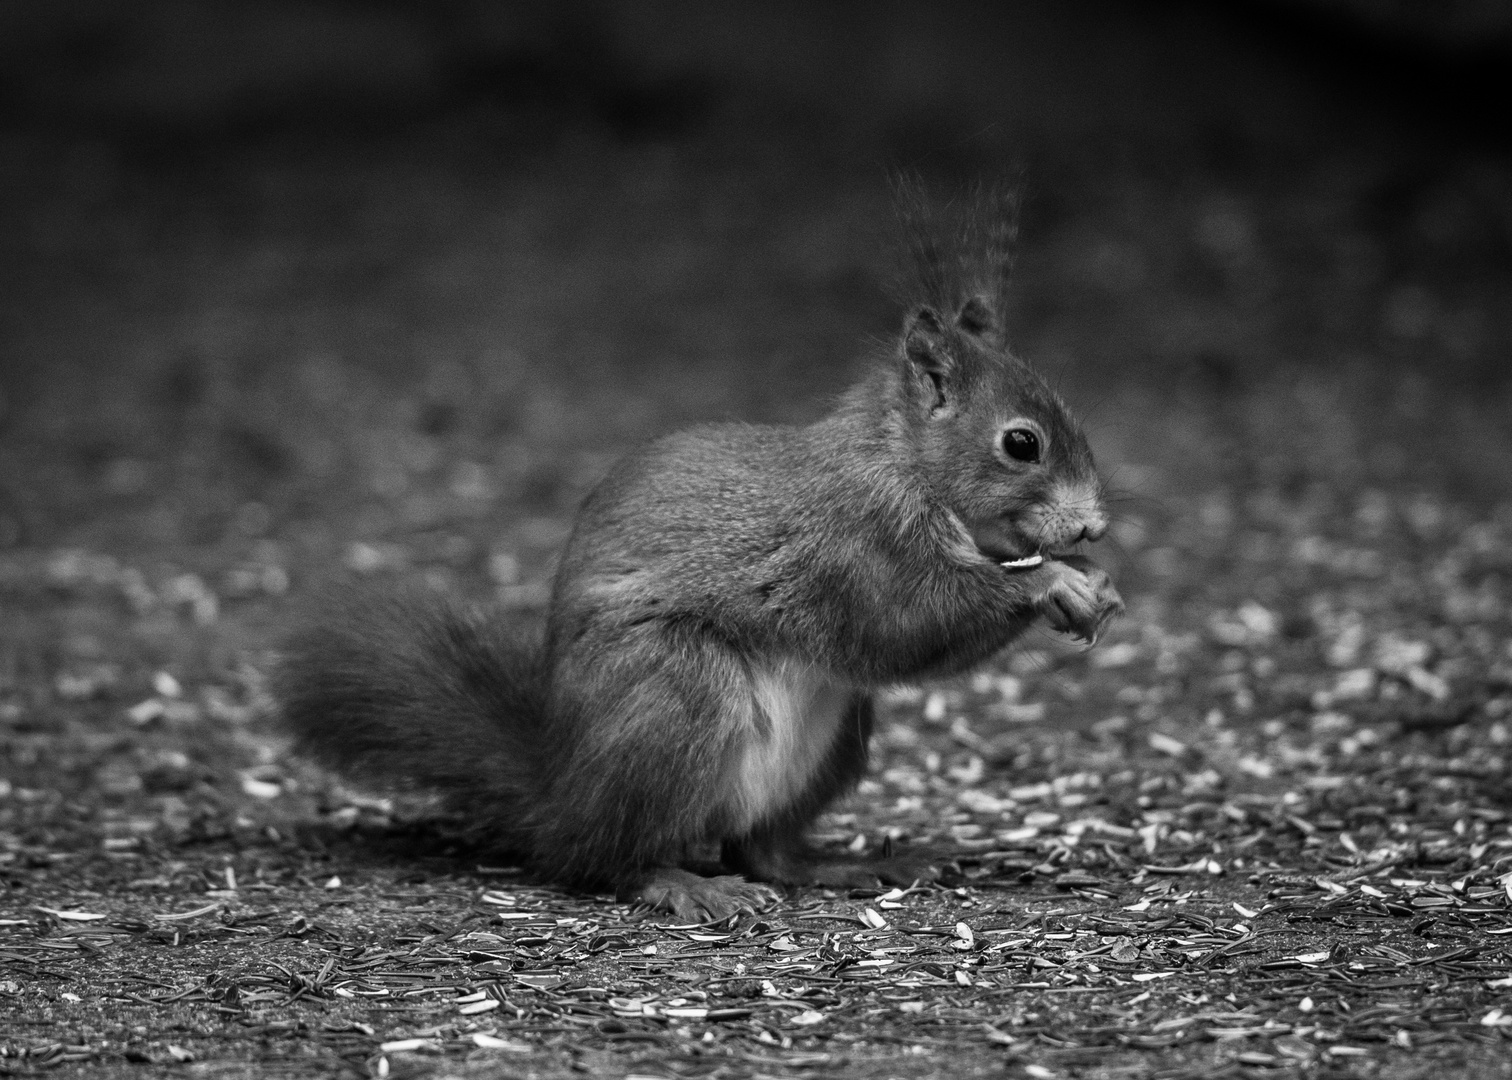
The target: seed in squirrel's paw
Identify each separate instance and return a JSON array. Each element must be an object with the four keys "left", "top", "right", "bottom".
[{"left": 1000, "top": 554, "right": 1044, "bottom": 569}]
